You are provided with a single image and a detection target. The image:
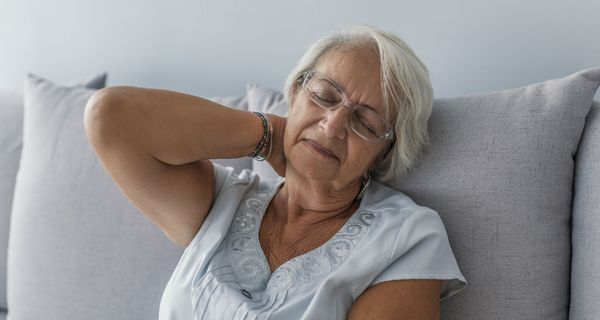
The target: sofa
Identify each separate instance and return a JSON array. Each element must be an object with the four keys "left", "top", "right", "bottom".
[{"left": 0, "top": 67, "right": 599, "bottom": 320}]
